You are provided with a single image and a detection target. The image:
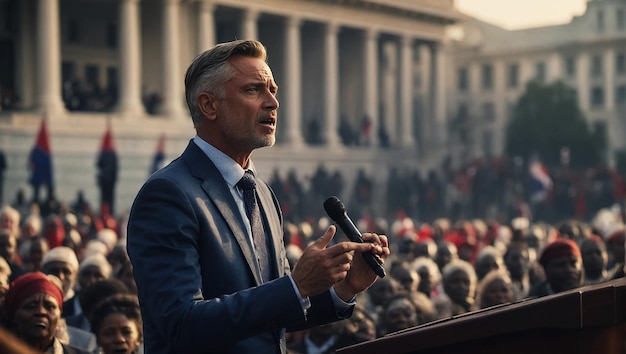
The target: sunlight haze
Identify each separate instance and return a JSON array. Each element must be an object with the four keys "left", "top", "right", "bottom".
[{"left": 455, "top": 0, "right": 588, "bottom": 30}]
